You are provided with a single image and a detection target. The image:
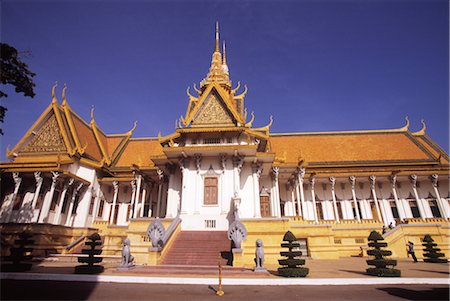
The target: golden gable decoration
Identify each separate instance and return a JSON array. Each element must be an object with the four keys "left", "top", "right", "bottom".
[
  {"left": 192, "top": 93, "right": 234, "bottom": 126},
  {"left": 21, "top": 115, "right": 67, "bottom": 153}
]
